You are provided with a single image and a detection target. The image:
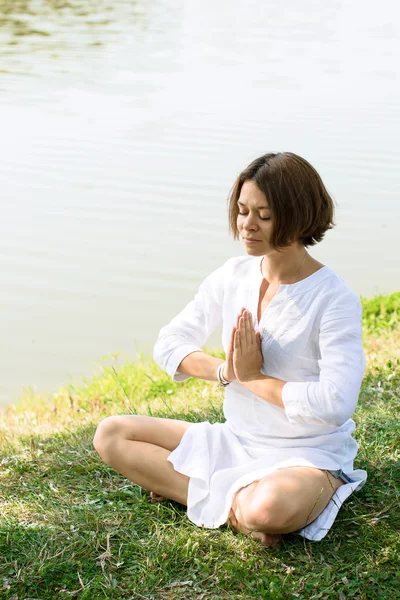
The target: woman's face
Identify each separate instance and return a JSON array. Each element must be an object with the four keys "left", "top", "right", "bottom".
[{"left": 237, "top": 180, "right": 274, "bottom": 255}]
